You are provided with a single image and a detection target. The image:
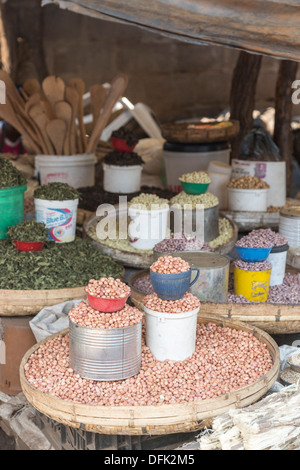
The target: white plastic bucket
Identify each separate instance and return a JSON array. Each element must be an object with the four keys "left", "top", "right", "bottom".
[
  {"left": 144, "top": 305, "right": 199, "bottom": 361},
  {"left": 207, "top": 171, "right": 231, "bottom": 210},
  {"left": 34, "top": 197, "right": 79, "bottom": 243},
  {"left": 267, "top": 244, "right": 289, "bottom": 286},
  {"left": 227, "top": 188, "right": 269, "bottom": 212},
  {"left": 128, "top": 205, "right": 169, "bottom": 250},
  {"left": 163, "top": 142, "right": 230, "bottom": 192},
  {"left": 231, "top": 160, "right": 286, "bottom": 207},
  {"left": 279, "top": 211, "right": 300, "bottom": 247},
  {"left": 35, "top": 154, "right": 97, "bottom": 188},
  {"left": 103, "top": 163, "right": 143, "bottom": 194}
]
